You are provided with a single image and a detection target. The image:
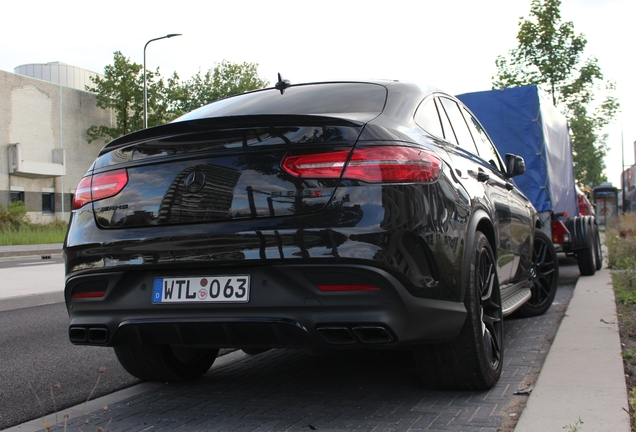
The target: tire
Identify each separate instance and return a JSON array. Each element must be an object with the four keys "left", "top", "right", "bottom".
[
  {"left": 413, "top": 232, "right": 503, "bottom": 390},
  {"left": 594, "top": 226, "right": 603, "bottom": 271},
  {"left": 114, "top": 345, "right": 219, "bottom": 382},
  {"left": 517, "top": 229, "right": 559, "bottom": 317},
  {"left": 577, "top": 223, "right": 596, "bottom": 276}
]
